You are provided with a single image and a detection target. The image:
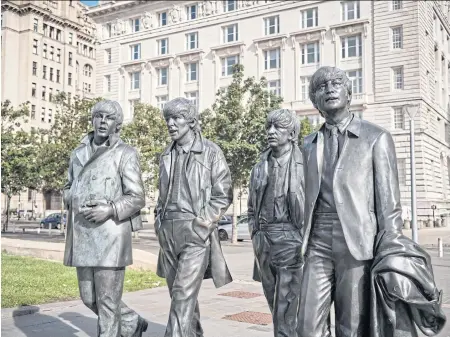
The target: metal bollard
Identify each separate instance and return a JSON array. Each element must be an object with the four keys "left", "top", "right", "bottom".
[
  {"left": 438, "top": 238, "right": 443, "bottom": 258},
  {"left": 48, "top": 223, "right": 52, "bottom": 236},
  {"left": 37, "top": 226, "right": 41, "bottom": 234},
  {"left": 133, "top": 231, "right": 139, "bottom": 239},
  {"left": 12, "top": 222, "right": 16, "bottom": 233}
]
